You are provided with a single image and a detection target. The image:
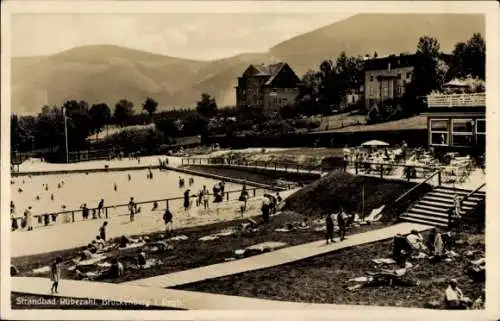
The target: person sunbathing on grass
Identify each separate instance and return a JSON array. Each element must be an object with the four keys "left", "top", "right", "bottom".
[
  {"left": 136, "top": 250, "right": 147, "bottom": 268},
  {"left": 426, "top": 228, "right": 444, "bottom": 258},
  {"left": 406, "top": 230, "right": 427, "bottom": 252},
  {"left": 444, "top": 279, "right": 472, "bottom": 309},
  {"left": 95, "top": 236, "right": 105, "bottom": 249}
]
